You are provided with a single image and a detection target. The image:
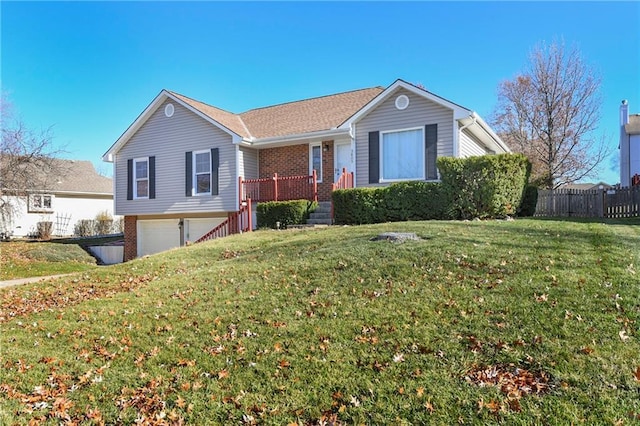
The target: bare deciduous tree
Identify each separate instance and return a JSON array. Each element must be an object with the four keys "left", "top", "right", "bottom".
[
  {"left": 492, "top": 41, "right": 609, "bottom": 189},
  {"left": 1, "top": 93, "right": 66, "bottom": 234}
]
